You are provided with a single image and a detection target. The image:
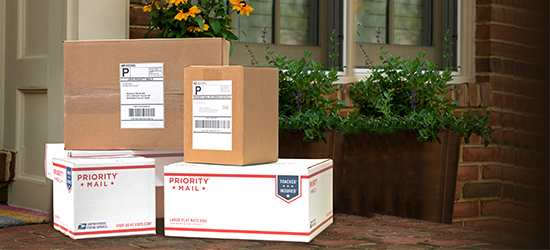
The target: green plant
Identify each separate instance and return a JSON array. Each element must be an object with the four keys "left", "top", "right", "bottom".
[
  {"left": 143, "top": 0, "right": 252, "bottom": 41},
  {"left": 270, "top": 50, "right": 345, "bottom": 143},
  {"left": 348, "top": 31, "right": 494, "bottom": 145}
]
